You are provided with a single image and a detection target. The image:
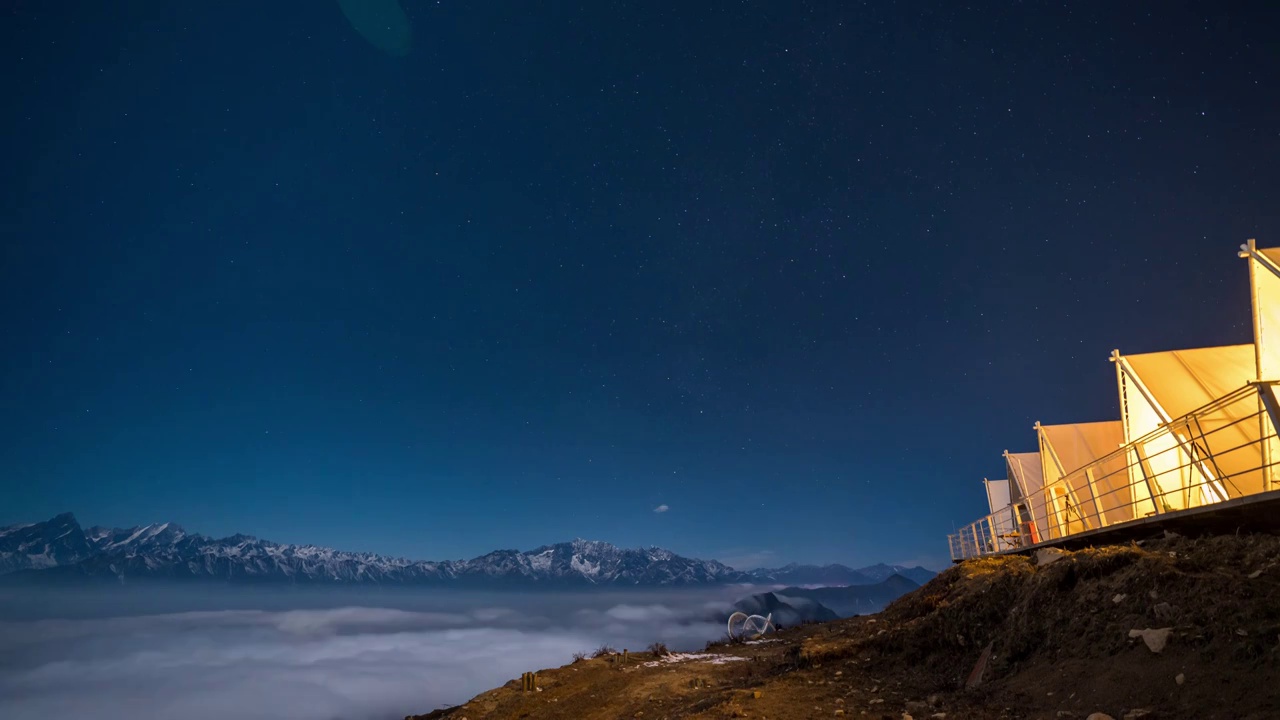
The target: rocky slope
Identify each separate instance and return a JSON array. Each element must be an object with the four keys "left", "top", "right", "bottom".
[
  {"left": 410, "top": 532, "right": 1280, "bottom": 719},
  {"left": 1, "top": 513, "right": 931, "bottom": 588}
]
